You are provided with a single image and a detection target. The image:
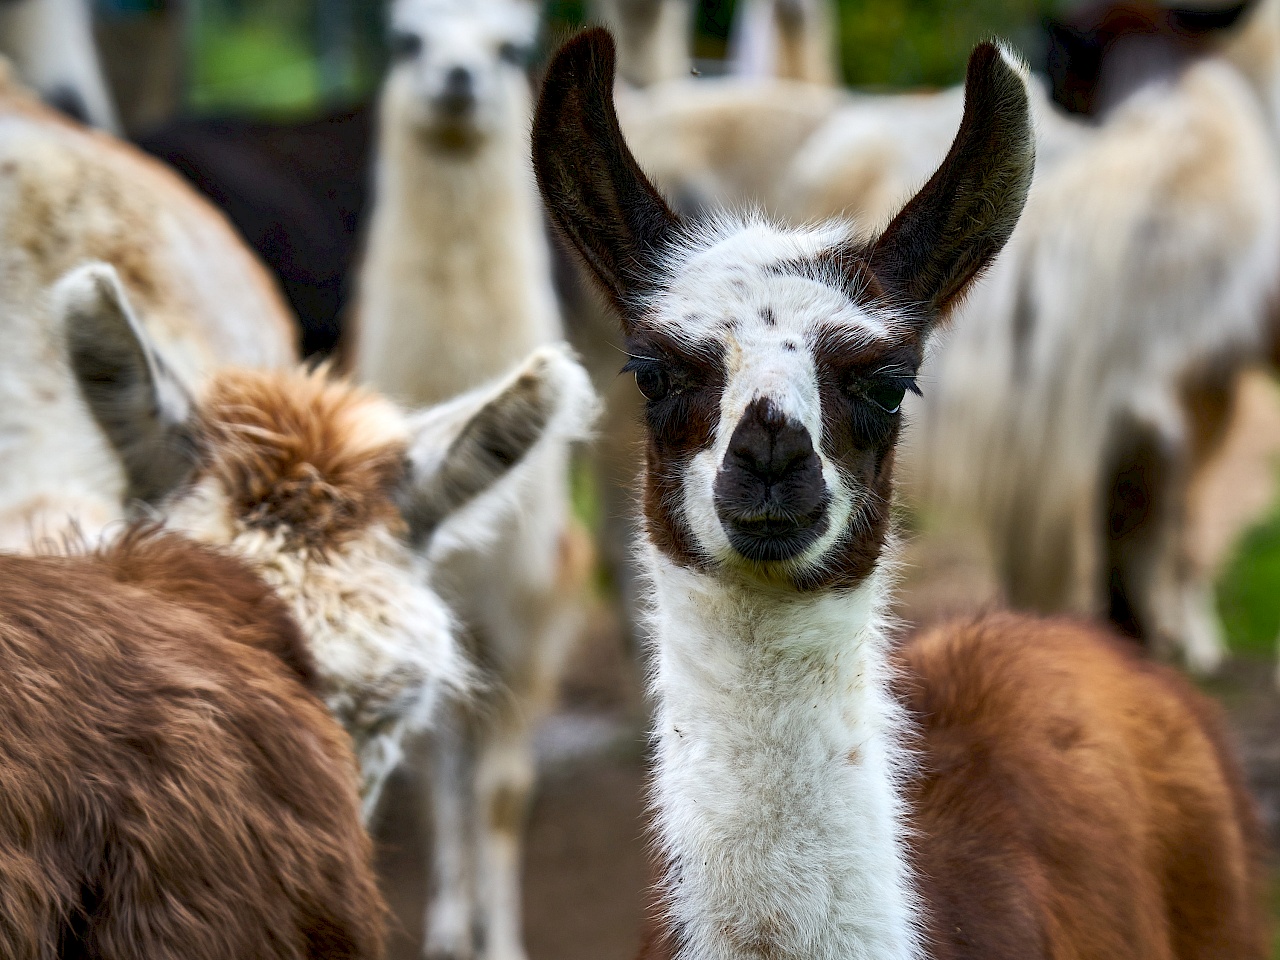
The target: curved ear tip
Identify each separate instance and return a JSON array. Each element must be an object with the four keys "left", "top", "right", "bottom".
[
  {"left": 518, "top": 344, "right": 601, "bottom": 434},
  {"left": 548, "top": 26, "right": 617, "bottom": 79},
  {"left": 53, "top": 261, "right": 125, "bottom": 317},
  {"left": 968, "top": 39, "right": 1032, "bottom": 94}
]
